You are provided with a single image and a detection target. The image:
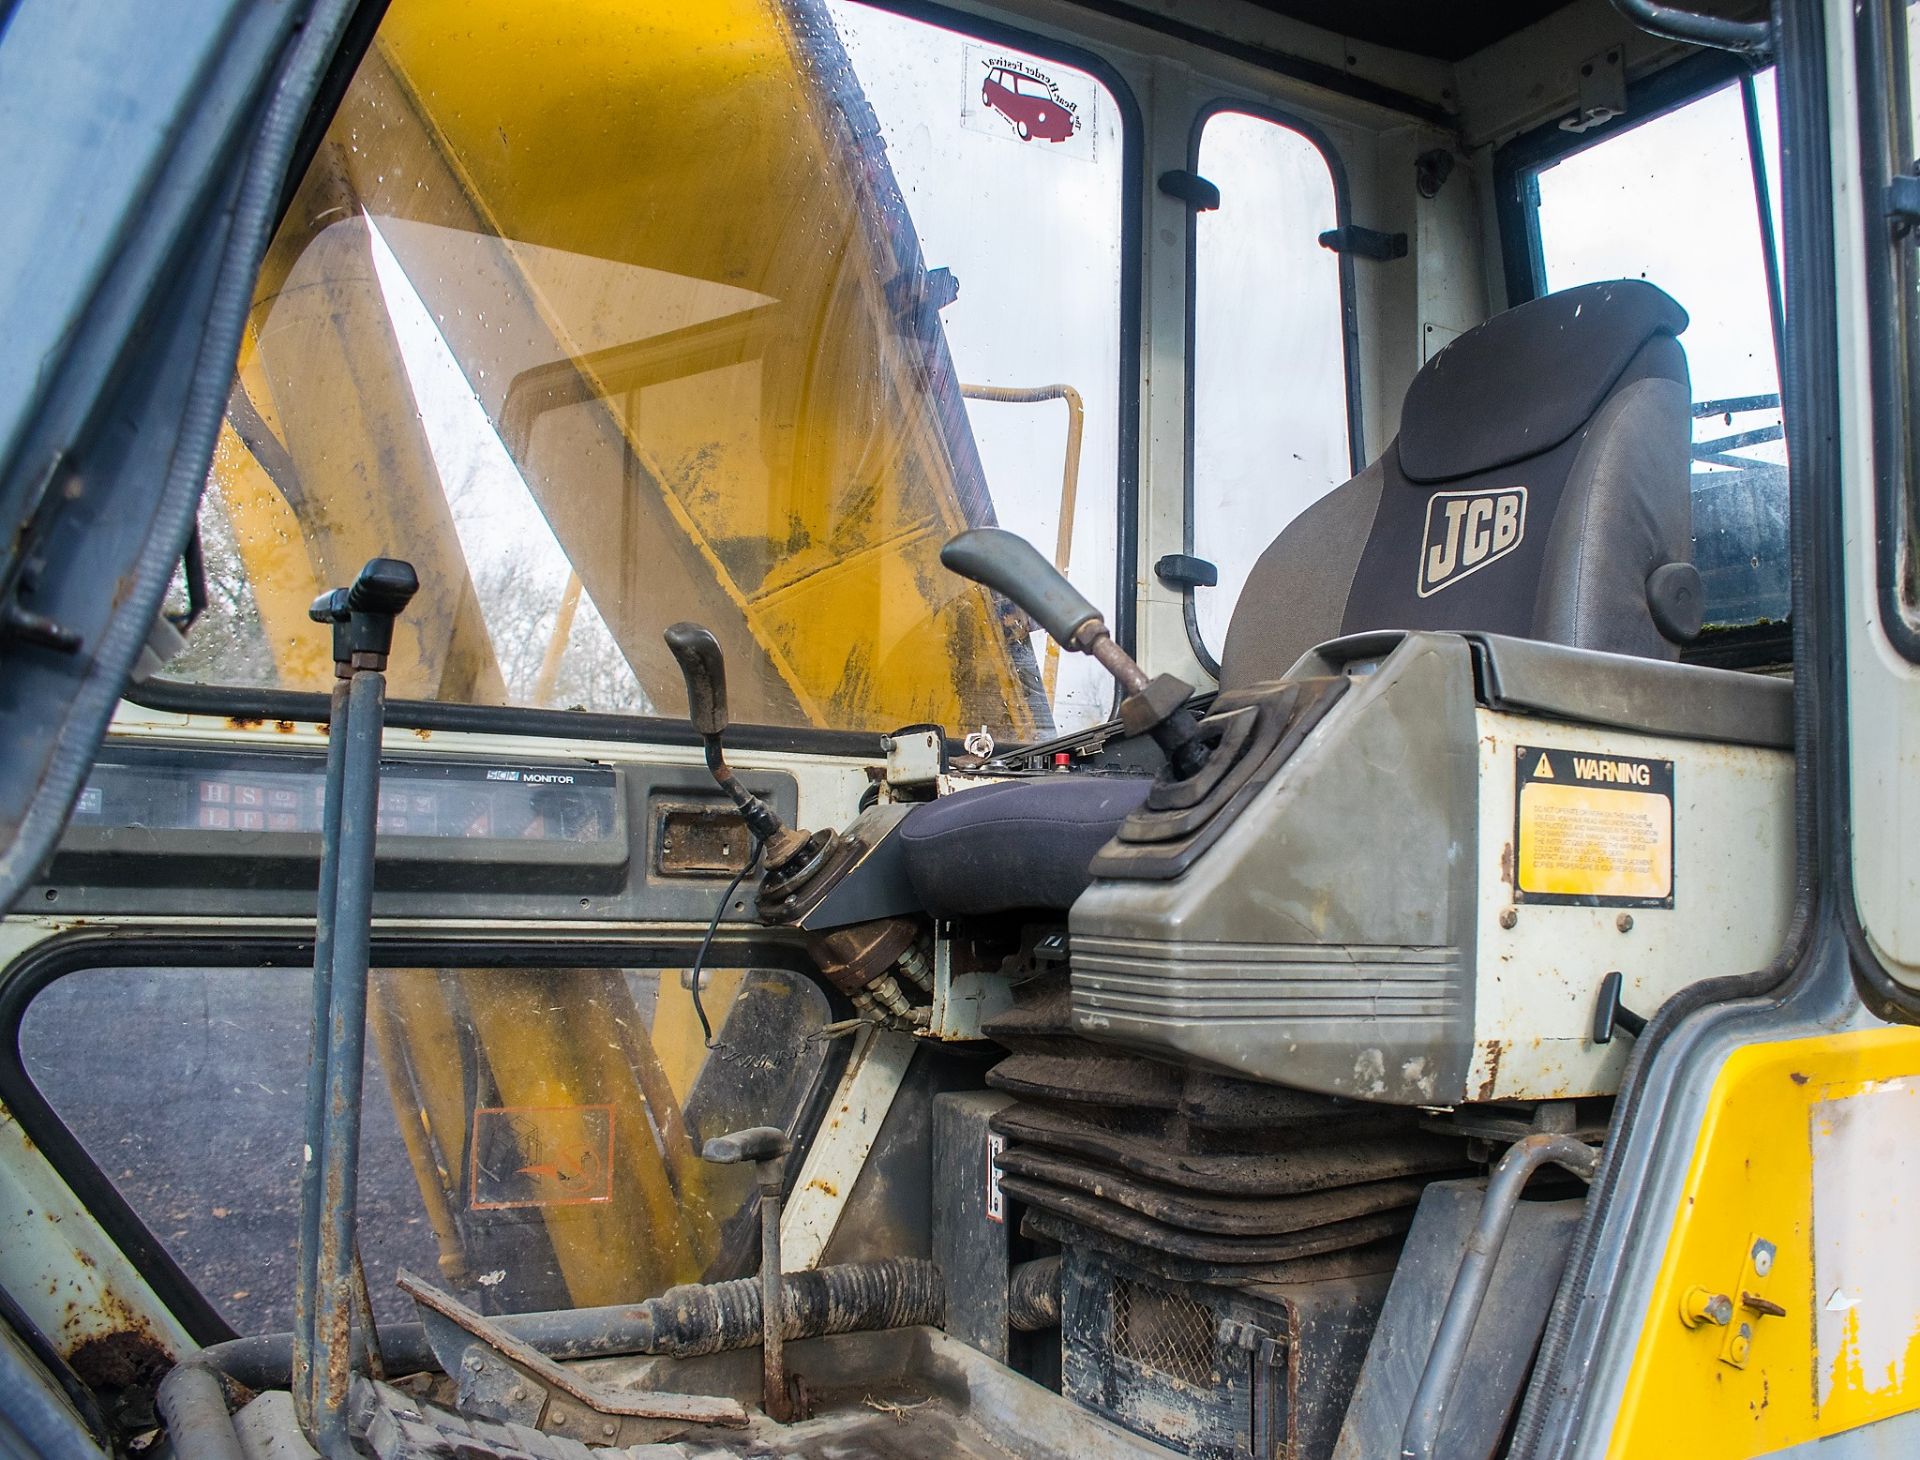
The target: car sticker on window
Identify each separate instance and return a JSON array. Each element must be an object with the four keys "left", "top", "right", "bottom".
[{"left": 961, "top": 45, "right": 1098, "bottom": 161}]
